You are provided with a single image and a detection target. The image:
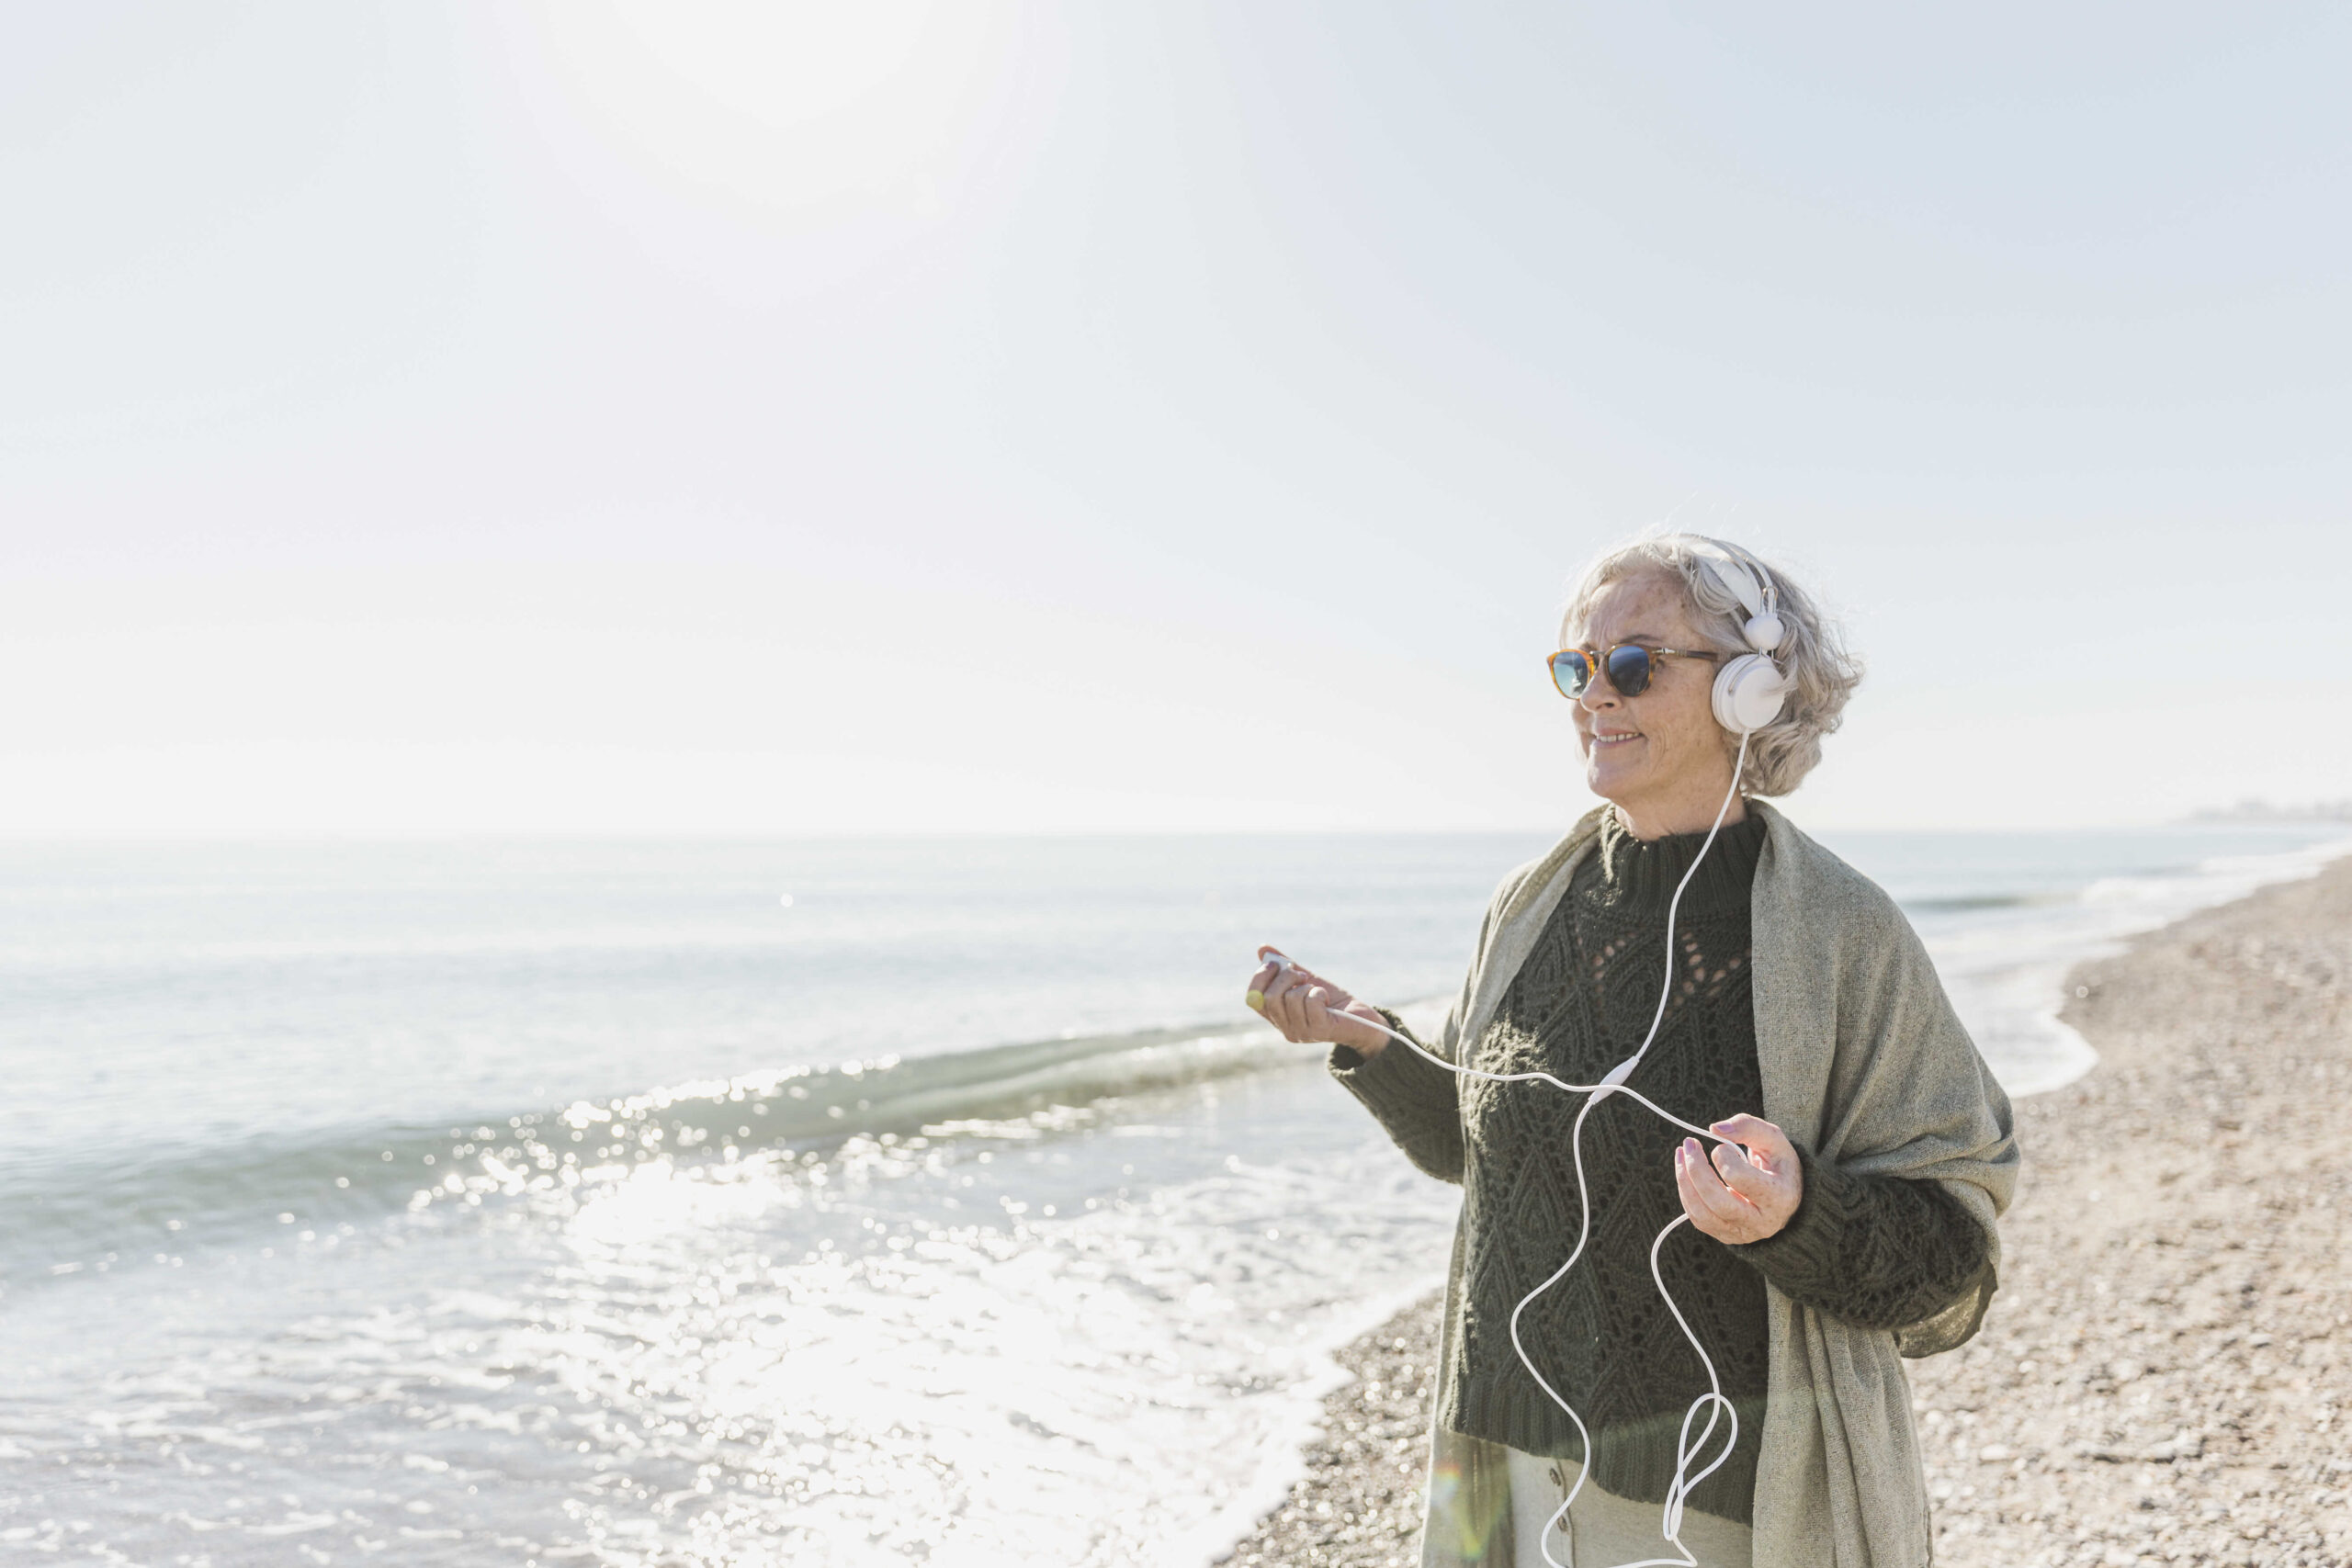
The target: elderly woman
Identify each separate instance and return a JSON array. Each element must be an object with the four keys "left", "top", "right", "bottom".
[{"left": 1247, "top": 535, "right": 2017, "bottom": 1568}]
